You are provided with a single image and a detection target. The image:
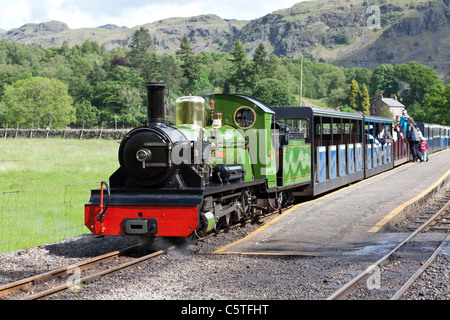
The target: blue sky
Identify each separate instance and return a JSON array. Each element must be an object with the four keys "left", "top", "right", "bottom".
[{"left": 0, "top": 0, "right": 307, "bottom": 30}]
